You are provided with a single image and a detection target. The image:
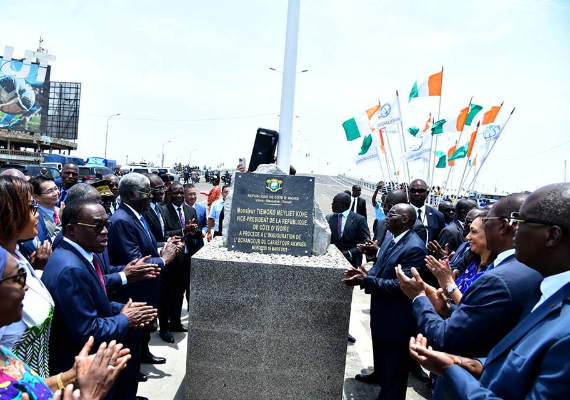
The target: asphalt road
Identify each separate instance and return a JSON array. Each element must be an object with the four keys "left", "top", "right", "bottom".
[{"left": 137, "top": 175, "right": 429, "bottom": 400}]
